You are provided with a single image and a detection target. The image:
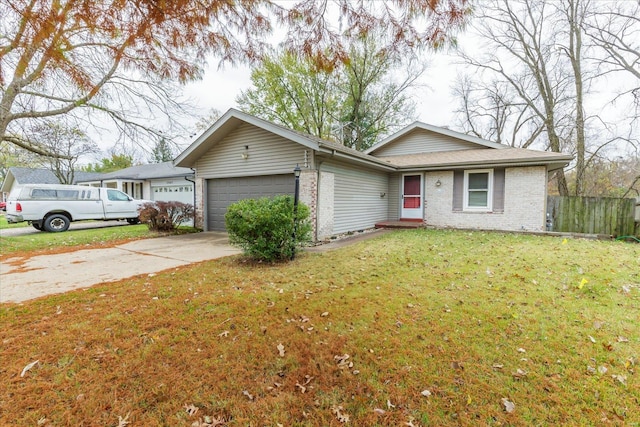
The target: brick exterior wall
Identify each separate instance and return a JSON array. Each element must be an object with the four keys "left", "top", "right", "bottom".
[
  {"left": 316, "top": 171, "right": 335, "bottom": 240},
  {"left": 299, "top": 169, "right": 318, "bottom": 240},
  {"left": 194, "top": 178, "right": 205, "bottom": 230},
  {"left": 424, "top": 166, "right": 547, "bottom": 231}
]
